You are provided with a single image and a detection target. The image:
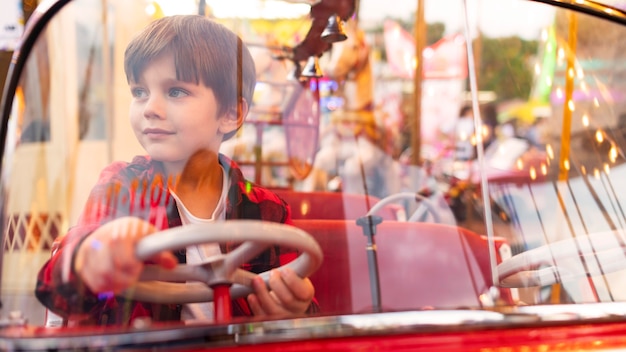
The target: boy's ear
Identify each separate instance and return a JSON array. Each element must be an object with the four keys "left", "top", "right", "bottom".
[{"left": 219, "top": 99, "right": 248, "bottom": 135}]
